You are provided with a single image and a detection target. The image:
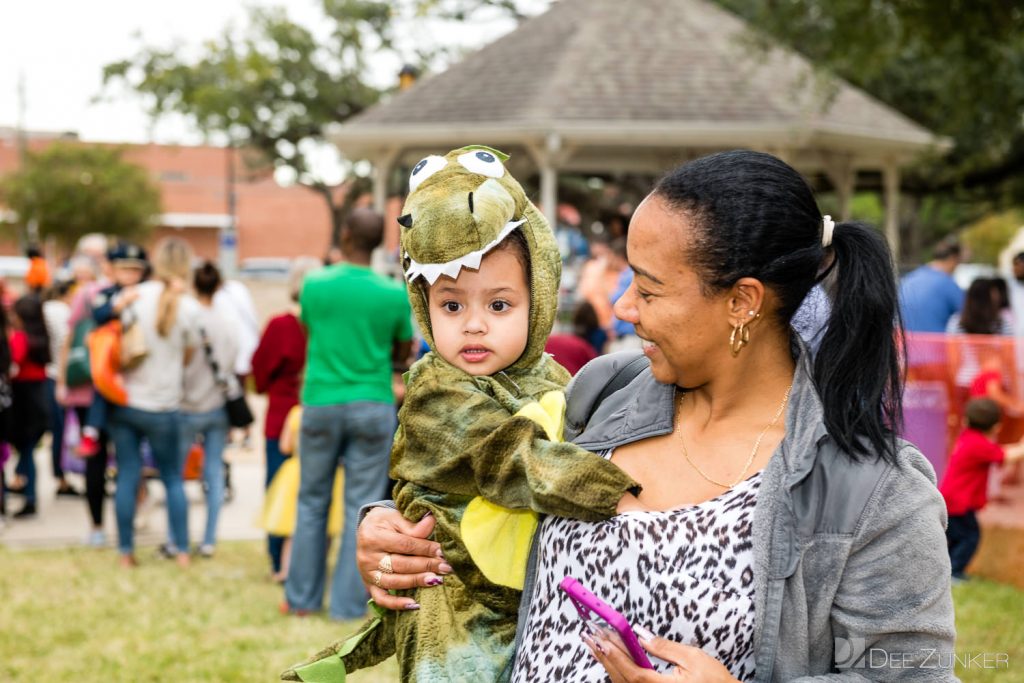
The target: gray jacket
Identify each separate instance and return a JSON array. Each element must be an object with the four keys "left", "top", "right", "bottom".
[{"left": 513, "top": 346, "right": 957, "bottom": 682}]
